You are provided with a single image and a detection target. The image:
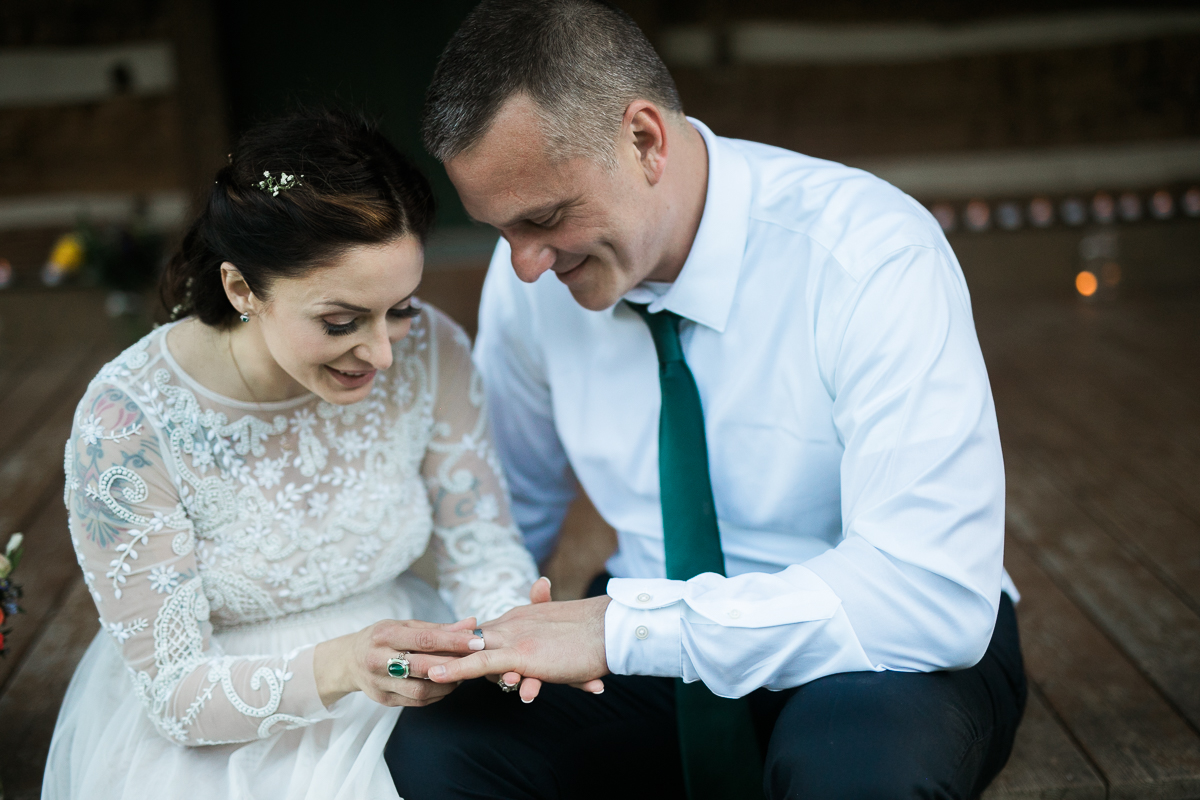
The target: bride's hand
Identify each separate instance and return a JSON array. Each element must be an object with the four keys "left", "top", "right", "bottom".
[
  {"left": 314, "top": 616, "right": 482, "bottom": 708},
  {"left": 491, "top": 577, "right": 606, "bottom": 703}
]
